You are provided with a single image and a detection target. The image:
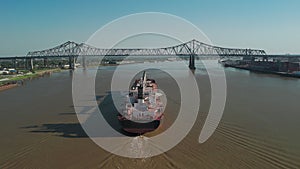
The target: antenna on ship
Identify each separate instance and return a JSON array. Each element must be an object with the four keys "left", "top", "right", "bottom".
[
  {"left": 137, "top": 71, "right": 145, "bottom": 102},
  {"left": 142, "top": 71, "right": 147, "bottom": 88}
]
